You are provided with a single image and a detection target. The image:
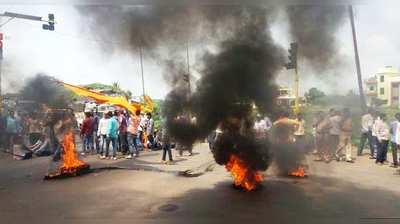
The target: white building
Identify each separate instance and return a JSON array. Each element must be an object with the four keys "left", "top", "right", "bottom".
[{"left": 277, "top": 85, "right": 296, "bottom": 106}]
